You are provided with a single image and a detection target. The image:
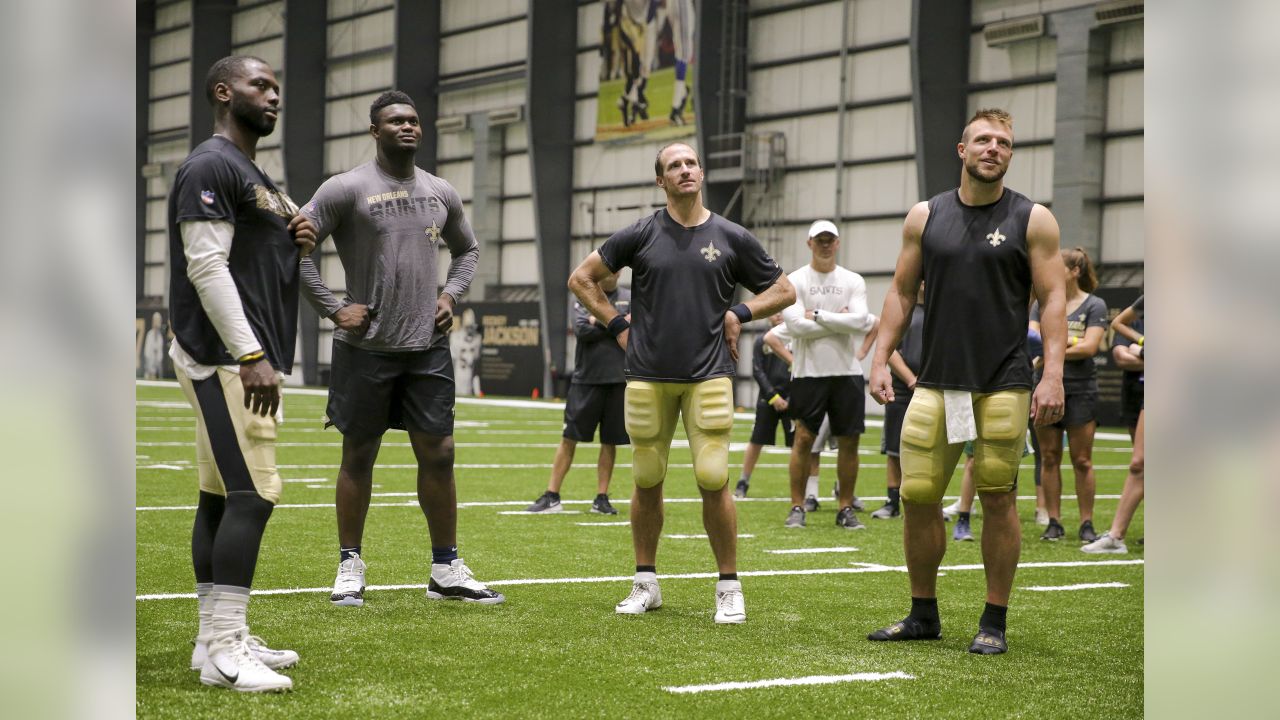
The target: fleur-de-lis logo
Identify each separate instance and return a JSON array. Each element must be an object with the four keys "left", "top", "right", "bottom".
[
  {"left": 700, "top": 240, "right": 721, "bottom": 262},
  {"left": 986, "top": 227, "right": 1005, "bottom": 247},
  {"left": 425, "top": 220, "right": 442, "bottom": 243}
]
